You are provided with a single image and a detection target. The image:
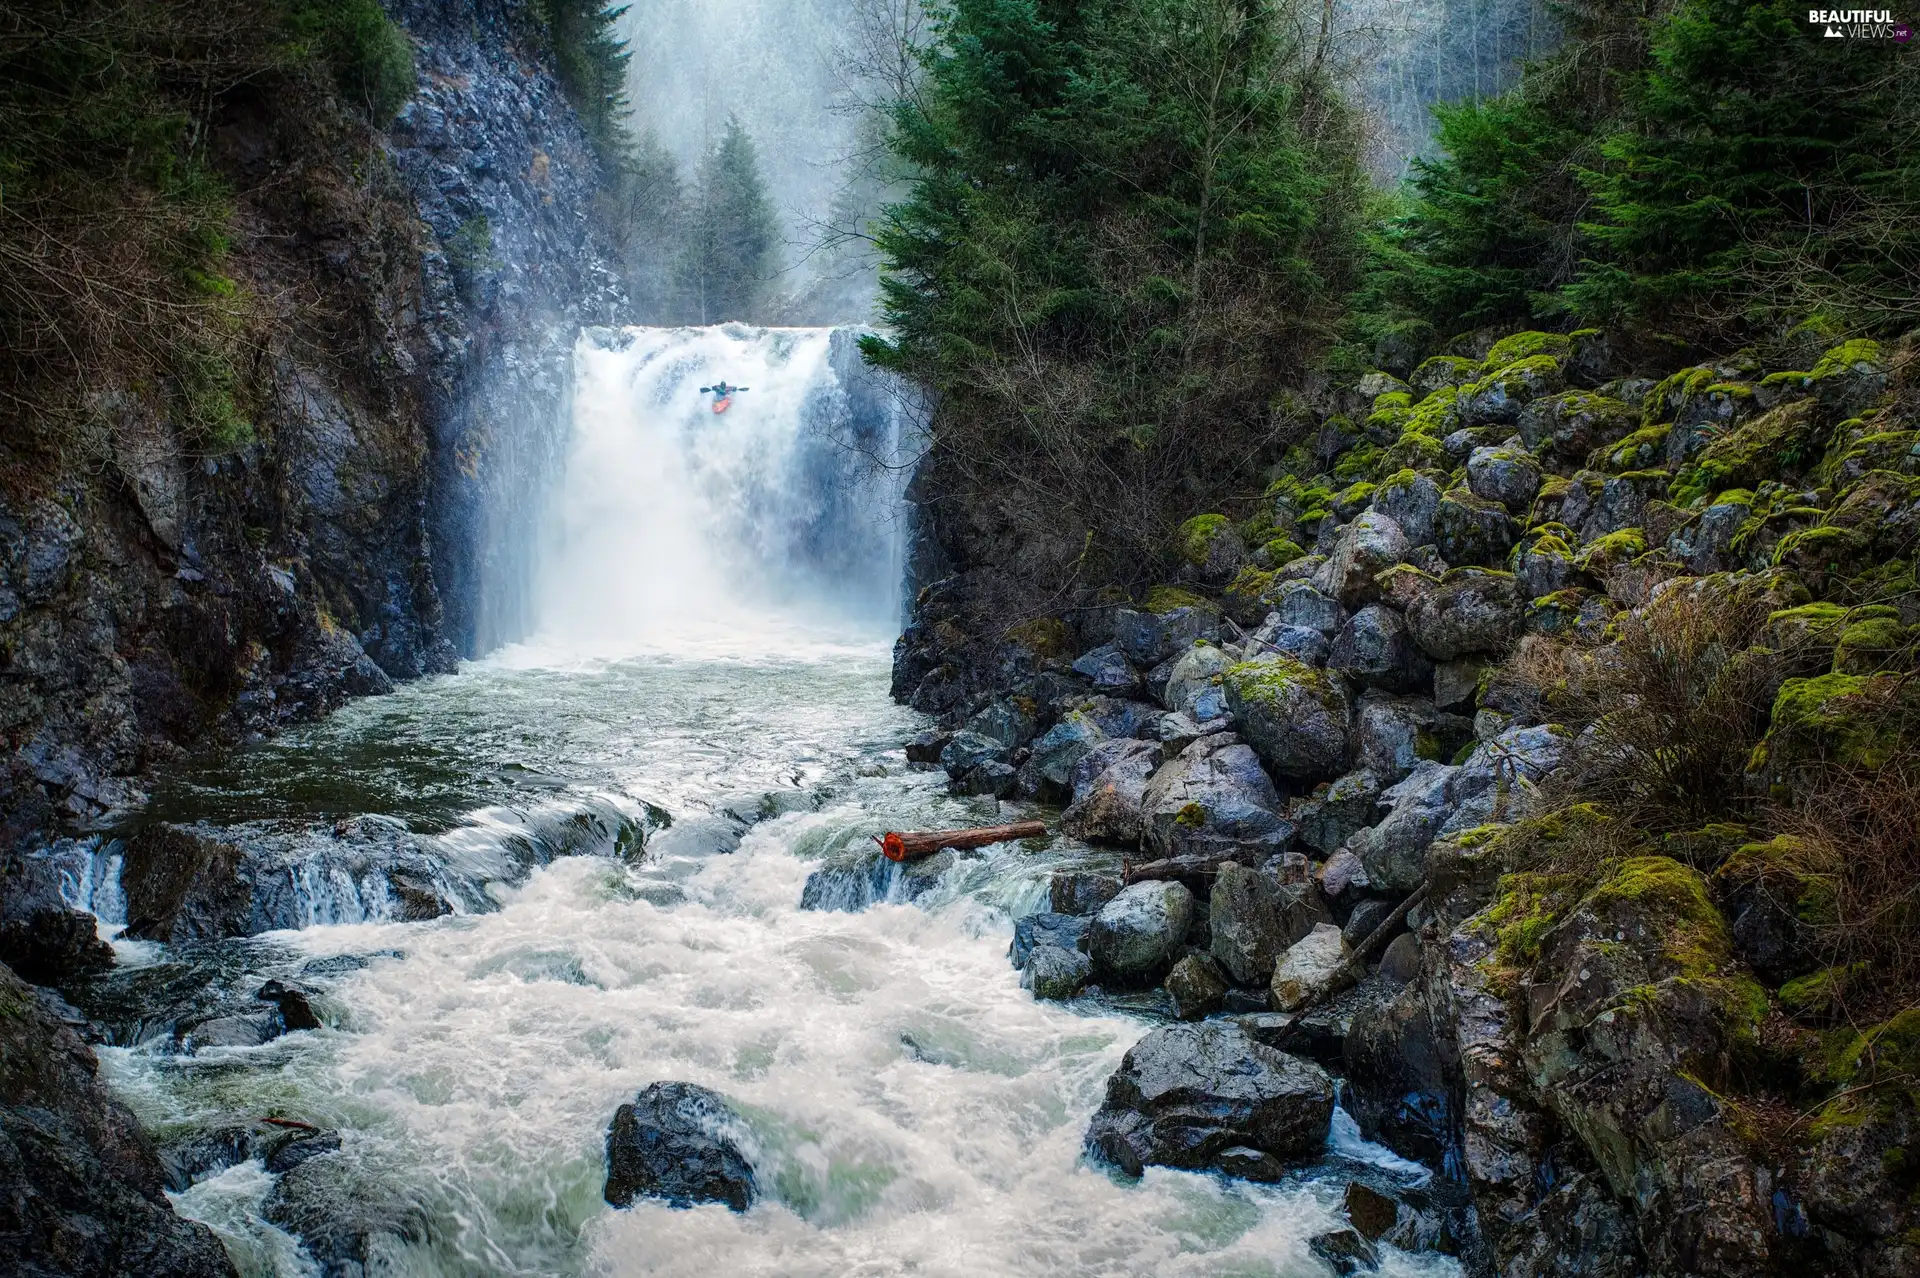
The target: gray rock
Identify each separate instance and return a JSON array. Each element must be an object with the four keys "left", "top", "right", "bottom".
[
  {"left": 1026, "top": 944, "right": 1092, "bottom": 1000},
  {"left": 1372, "top": 471, "right": 1443, "bottom": 547},
  {"left": 1162, "top": 644, "right": 1231, "bottom": 719},
  {"left": 1010, "top": 912, "right": 1091, "bottom": 968},
  {"left": 1341, "top": 897, "right": 1397, "bottom": 948},
  {"left": 1518, "top": 391, "right": 1638, "bottom": 463},
  {"left": 1355, "top": 692, "right": 1439, "bottom": 781},
  {"left": 1667, "top": 494, "right": 1753, "bottom": 575},
  {"left": 1247, "top": 619, "right": 1333, "bottom": 666},
  {"left": 951, "top": 759, "right": 1017, "bottom": 798},
  {"left": 1295, "top": 771, "right": 1387, "bottom": 857},
  {"left": 1313, "top": 511, "right": 1410, "bottom": 608},
  {"left": 1022, "top": 713, "right": 1110, "bottom": 799},
  {"left": 1319, "top": 846, "right": 1369, "bottom": 898},
  {"left": 904, "top": 729, "right": 951, "bottom": 764},
  {"left": 1309, "top": 1227, "right": 1381, "bottom": 1275},
  {"left": 939, "top": 731, "right": 1010, "bottom": 776},
  {"left": 1084, "top": 1021, "right": 1334, "bottom": 1177},
  {"left": 1165, "top": 954, "right": 1230, "bottom": 1020},
  {"left": 1223, "top": 655, "right": 1353, "bottom": 780},
  {"left": 1209, "top": 861, "right": 1331, "bottom": 985},
  {"left": 1061, "top": 738, "right": 1162, "bottom": 843},
  {"left": 1089, "top": 880, "right": 1195, "bottom": 985},
  {"left": 1268, "top": 579, "right": 1346, "bottom": 633},
  {"left": 1467, "top": 445, "right": 1543, "bottom": 515},
  {"left": 963, "top": 699, "right": 1039, "bottom": 749},
  {"left": 1433, "top": 658, "right": 1487, "bottom": 711},
  {"left": 1140, "top": 735, "right": 1293, "bottom": 860},
  {"left": 1271, "top": 922, "right": 1348, "bottom": 1011},
  {"left": 1112, "top": 606, "right": 1217, "bottom": 668},
  {"left": 1433, "top": 488, "right": 1517, "bottom": 568},
  {"left": 1356, "top": 761, "right": 1461, "bottom": 891},
  {"left": 1051, "top": 870, "right": 1122, "bottom": 916},
  {"left": 1514, "top": 538, "right": 1577, "bottom": 600},
  {"left": 1461, "top": 358, "right": 1563, "bottom": 425},
  {"left": 1405, "top": 569, "right": 1522, "bottom": 661},
  {"left": 604, "top": 1082, "right": 756, "bottom": 1212},
  {"left": 1070, "top": 643, "right": 1140, "bottom": 695},
  {"left": 1328, "top": 605, "right": 1429, "bottom": 692}
]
